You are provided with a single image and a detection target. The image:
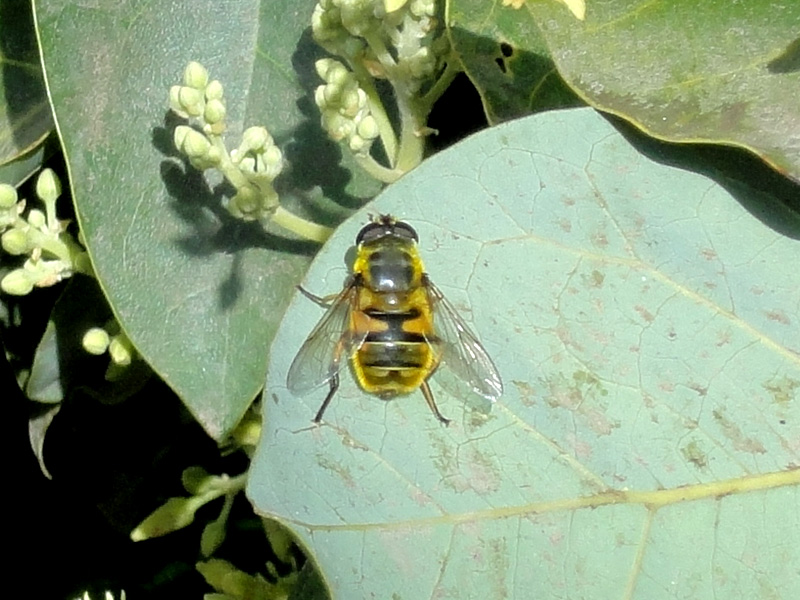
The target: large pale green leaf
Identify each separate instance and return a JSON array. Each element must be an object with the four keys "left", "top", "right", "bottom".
[
  {"left": 248, "top": 108, "right": 800, "bottom": 599},
  {"left": 451, "top": 0, "right": 800, "bottom": 181},
  {"left": 32, "top": 0, "right": 375, "bottom": 438}
]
